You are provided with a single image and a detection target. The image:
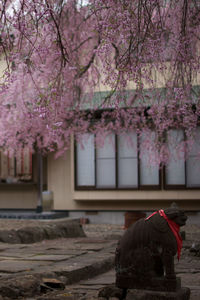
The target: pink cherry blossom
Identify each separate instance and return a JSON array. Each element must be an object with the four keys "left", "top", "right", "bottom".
[{"left": 0, "top": 0, "right": 199, "bottom": 165}]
